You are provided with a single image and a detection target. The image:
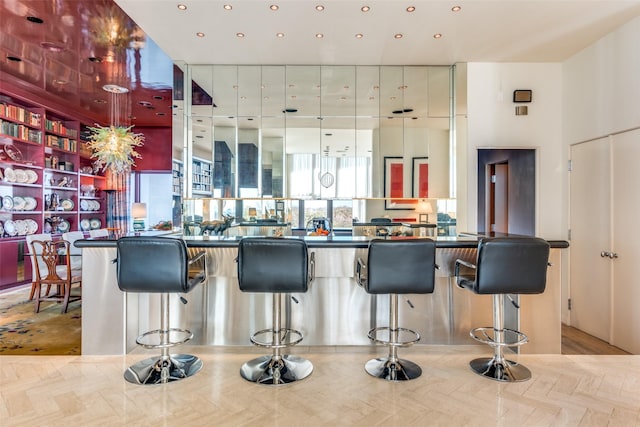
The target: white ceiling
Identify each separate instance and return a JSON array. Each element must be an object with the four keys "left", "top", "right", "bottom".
[{"left": 116, "top": 0, "right": 640, "bottom": 65}]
